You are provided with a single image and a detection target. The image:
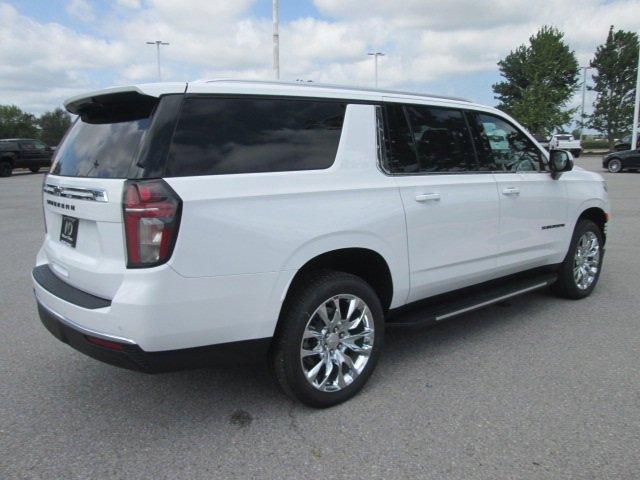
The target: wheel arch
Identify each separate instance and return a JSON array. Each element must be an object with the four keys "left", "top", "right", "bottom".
[
  {"left": 283, "top": 247, "right": 394, "bottom": 312},
  {"left": 0, "top": 154, "right": 15, "bottom": 165},
  {"left": 577, "top": 206, "right": 607, "bottom": 245}
]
